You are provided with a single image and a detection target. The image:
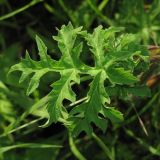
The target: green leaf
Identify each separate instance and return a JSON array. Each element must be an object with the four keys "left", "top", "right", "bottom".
[
  {"left": 107, "top": 85, "right": 151, "bottom": 98},
  {"left": 127, "top": 86, "right": 151, "bottom": 97},
  {"left": 44, "top": 69, "right": 80, "bottom": 125},
  {"left": 84, "top": 26, "right": 106, "bottom": 67},
  {"left": 70, "top": 72, "right": 110, "bottom": 136},
  {"left": 36, "top": 35, "right": 50, "bottom": 66},
  {"left": 8, "top": 22, "right": 150, "bottom": 137},
  {"left": 100, "top": 107, "right": 124, "bottom": 123},
  {"left": 84, "top": 26, "right": 123, "bottom": 67},
  {"left": 53, "top": 22, "right": 83, "bottom": 67},
  {"left": 26, "top": 69, "right": 49, "bottom": 96},
  {"left": 107, "top": 67, "right": 138, "bottom": 85},
  {"left": 8, "top": 41, "right": 57, "bottom": 95}
]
